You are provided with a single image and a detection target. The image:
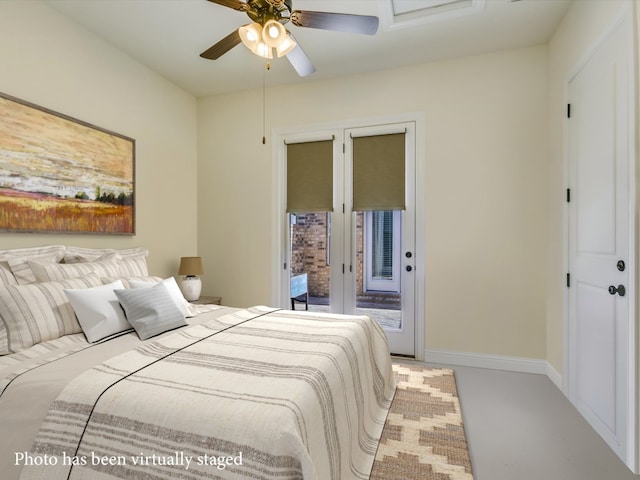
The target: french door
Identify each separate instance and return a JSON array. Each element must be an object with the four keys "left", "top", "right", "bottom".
[{"left": 280, "top": 122, "right": 417, "bottom": 356}]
